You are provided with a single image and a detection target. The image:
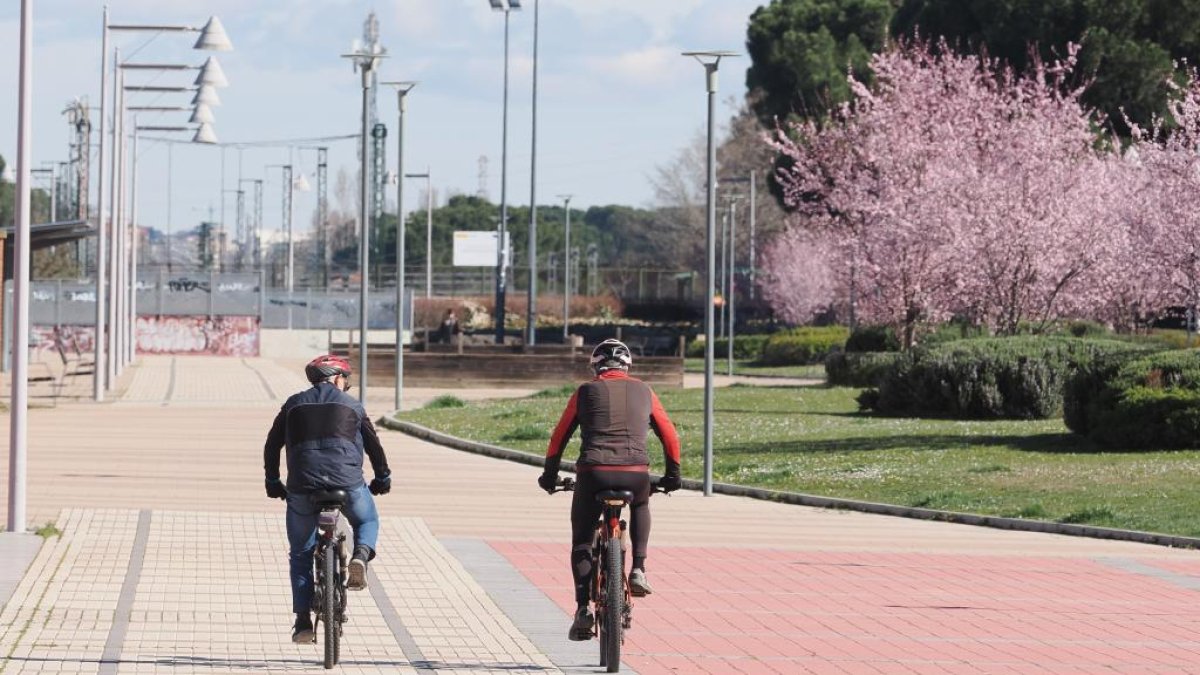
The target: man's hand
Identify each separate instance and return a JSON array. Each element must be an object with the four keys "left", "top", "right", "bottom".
[
  {"left": 369, "top": 473, "right": 392, "bottom": 496},
  {"left": 265, "top": 478, "right": 288, "bottom": 500},
  {"left": 657, "top": 474, "right": 682, "bottom": 493},
  {"left": 537, "top": 472, "right": 558, "bottom": 494}
]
